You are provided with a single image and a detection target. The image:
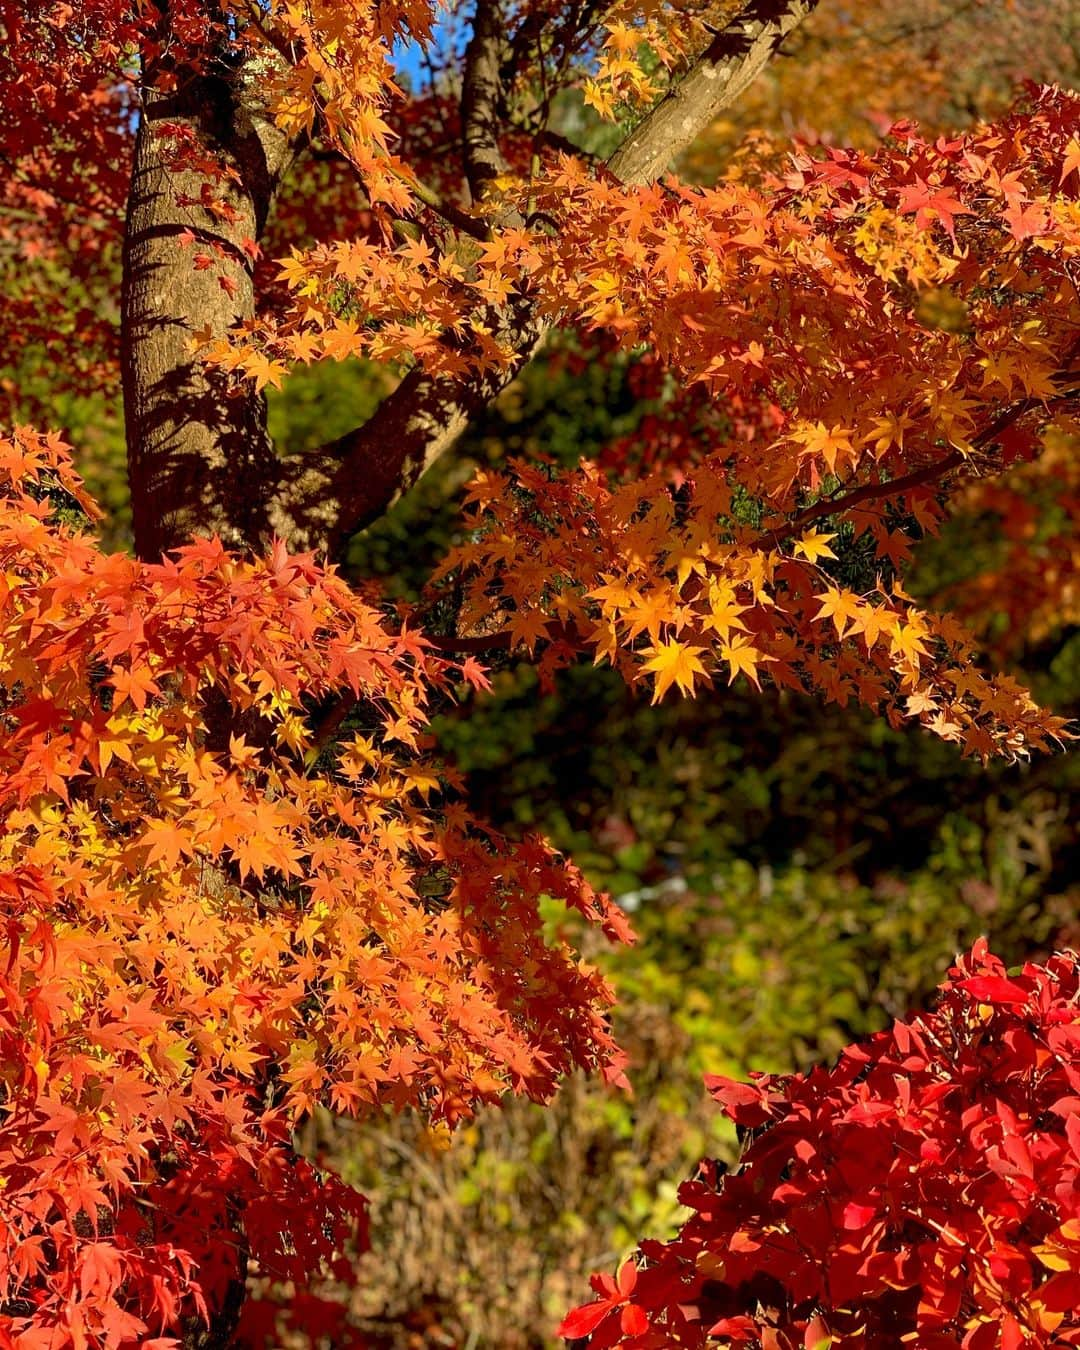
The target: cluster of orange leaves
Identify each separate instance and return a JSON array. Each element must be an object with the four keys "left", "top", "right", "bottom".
[
  {"left": 389, "top": 89, "right": 1077, "bottom": 761},
  {"left": 0, "top": 427, "right": 630, "bottom": 1348},
  {"left": 435, "top": 453, "right": 1067, "bottom": 760},
  {"left": 241, "top": 90, "right": 1079, "bottom": 430},
  {"left": 213, "top": 93, "right": 1080, "bottom": 754}
]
